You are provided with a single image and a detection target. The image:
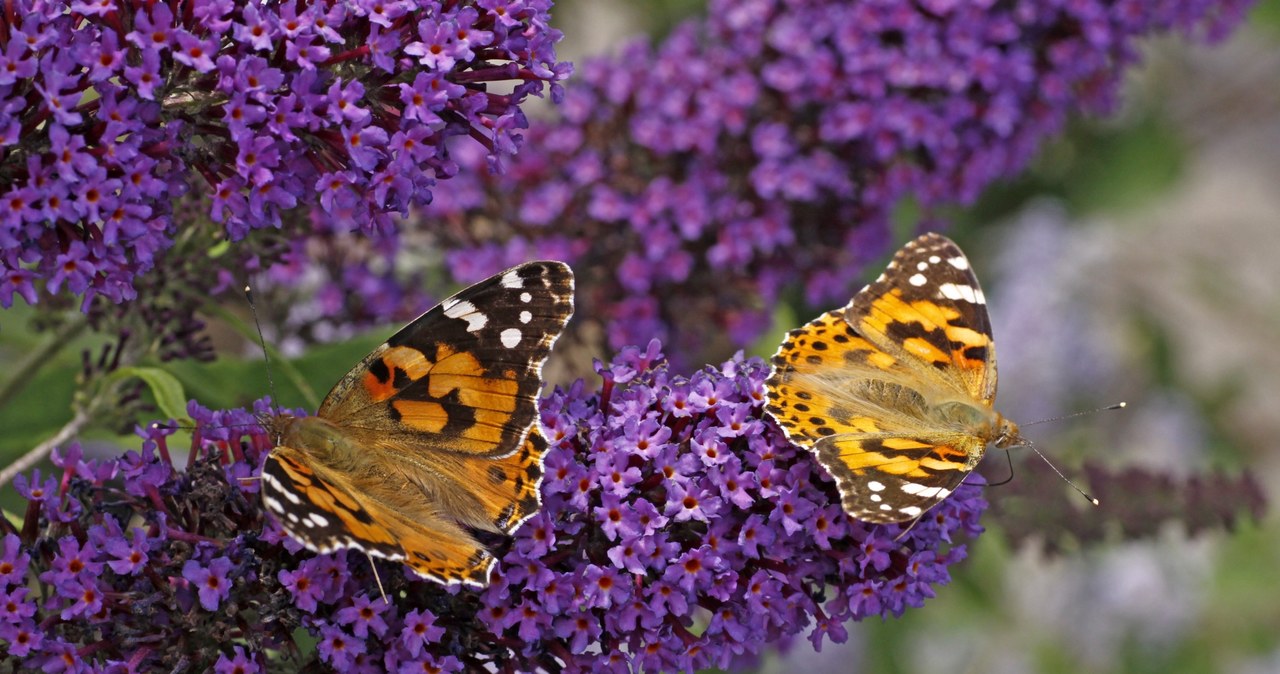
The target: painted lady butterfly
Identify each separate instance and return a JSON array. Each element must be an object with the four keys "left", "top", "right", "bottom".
[
  {"left": 260, "top": 261, "right": 574, "bottom": 586},
  {"left": 766, "top": 233, "right": 1023, "bottom": 523}
]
